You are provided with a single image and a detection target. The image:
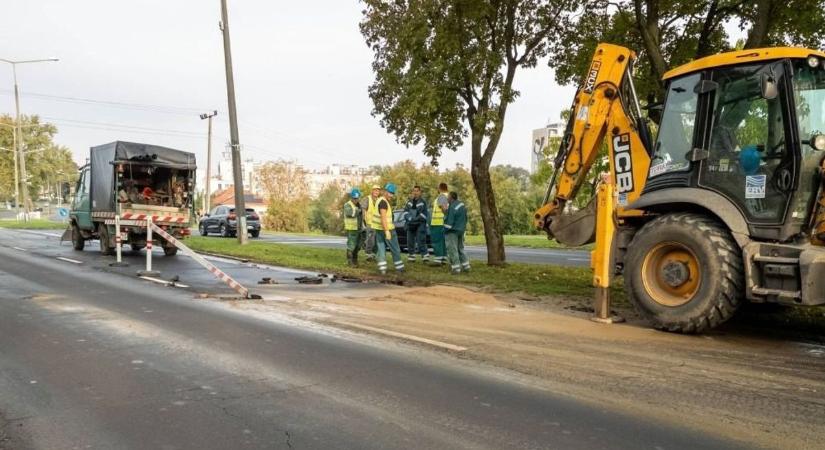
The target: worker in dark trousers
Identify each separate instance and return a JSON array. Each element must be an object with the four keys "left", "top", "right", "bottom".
[
  {"left": 403, "top": 185, "right": 429, "bottom": 263},
  {"left": 343, "top": 188, "right": 363, "bottom": 266},
  {"left": 444, "top": 191, "right": 469, "bottom": 275},
  {"left": 372, "top": 183, "right": 405, "bottom": 274},
  {"left": 429, "top": 182, "right": 449, "bottom": 266},
  {"left": 362, "top": 184, "right": 381, "bottom": 262}
]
